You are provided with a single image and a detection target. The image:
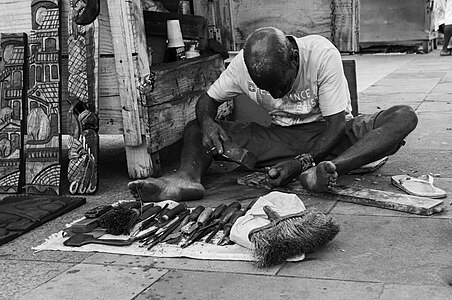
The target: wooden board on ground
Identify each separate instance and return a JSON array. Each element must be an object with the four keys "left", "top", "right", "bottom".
[
  {"left": 0, "top": 33, "right": 28, "bottom": 193},
  {"left": 24, "top": 0, "right": 62, "bottom": 195},
  {"left": 237, "top": 172, "right": 445, "bottom": 216}
]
